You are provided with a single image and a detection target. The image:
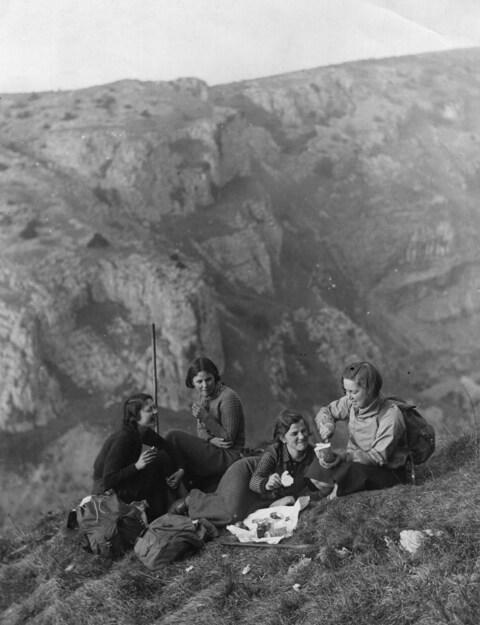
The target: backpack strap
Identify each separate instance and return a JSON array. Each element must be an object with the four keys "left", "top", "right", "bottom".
[{"left": 405, "top": 453, "right": 416, "bottom": 485}]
